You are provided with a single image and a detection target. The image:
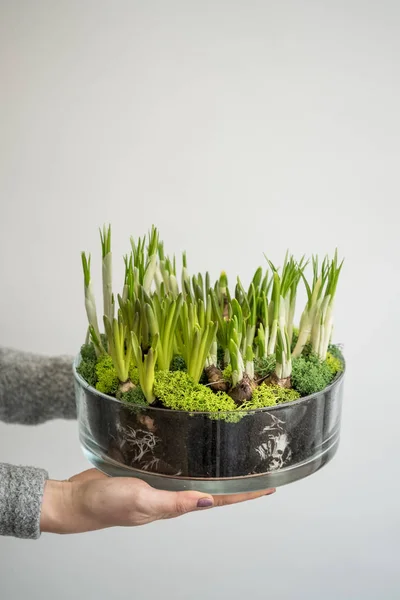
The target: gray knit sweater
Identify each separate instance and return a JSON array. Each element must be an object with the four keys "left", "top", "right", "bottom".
[{"left": 0, "top": 347, "right": 76, "bottom": 539}]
